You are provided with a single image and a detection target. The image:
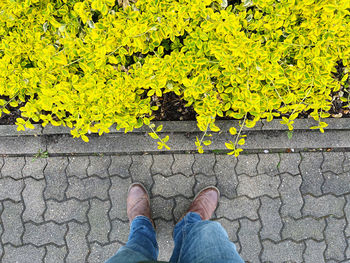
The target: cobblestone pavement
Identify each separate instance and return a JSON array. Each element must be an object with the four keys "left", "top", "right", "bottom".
[{"left": 0, "top": 152, "right": 350, "bottom": 263}]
